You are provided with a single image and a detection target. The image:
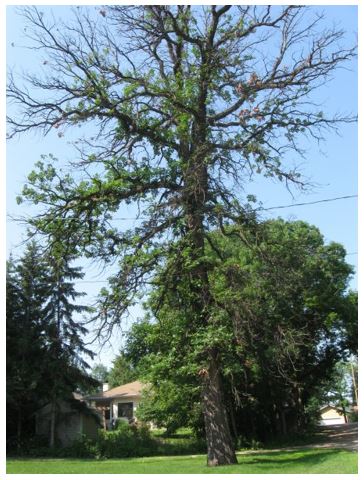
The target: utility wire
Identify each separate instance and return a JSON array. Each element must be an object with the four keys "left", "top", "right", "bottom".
[
  {"left": 110, "top": 194, "right": 358, "bottom": 220},
  {"left": 6, "top": 194, "right": 357, "bottom": 223},
  {"left": 7, "top": 192, "right": 358, "bottom": 286},
  {"left": 257, "top": 194, "right": 358, "bottom": 212}
]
